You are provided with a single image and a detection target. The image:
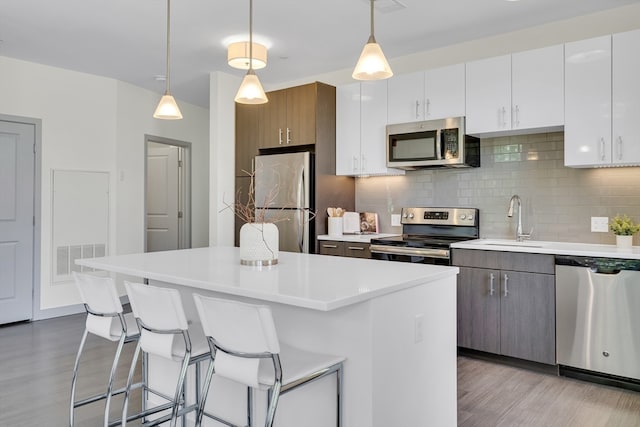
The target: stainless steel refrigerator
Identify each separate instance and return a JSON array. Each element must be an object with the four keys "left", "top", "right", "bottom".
[{"left": 254, "top": 152, "right": 313, "bottom": 253}]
